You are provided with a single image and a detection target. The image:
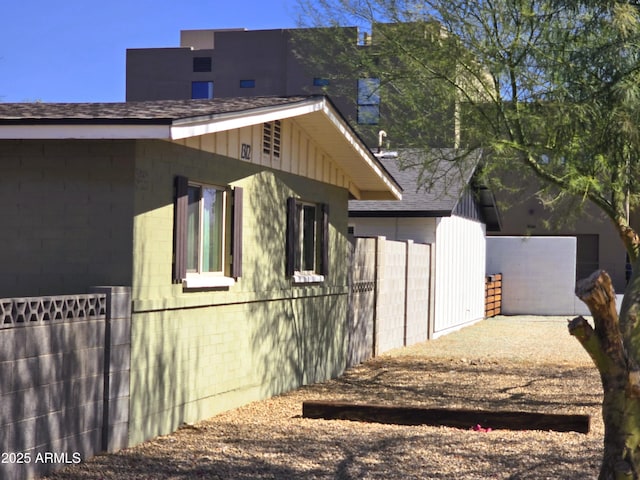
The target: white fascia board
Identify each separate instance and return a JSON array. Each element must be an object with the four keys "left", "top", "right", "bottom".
[
  {"left": 170, "top": 100, "right": 323, "bottom": 140},
  {"left": 321, "top": 102, "right": 402, "bottom": 201},
  {"left": 0, "top": 124, "right": 171, "bottom": 139}
]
